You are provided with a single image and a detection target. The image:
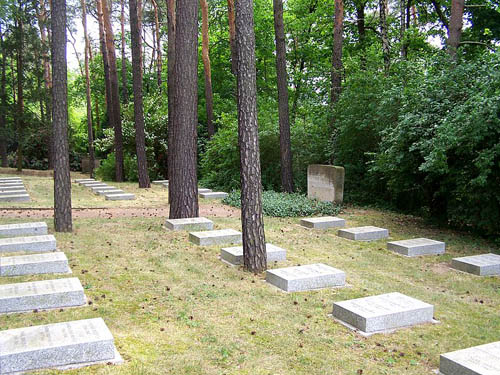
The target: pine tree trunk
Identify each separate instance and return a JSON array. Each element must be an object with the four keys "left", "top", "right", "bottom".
[
  {"left": 0, "top": 25, "right": 8, "bottom": 167},
  {"left": 121, "top": 0, "right": 128, "bottom": 102},
  {"left": 152, "top": 0, "right": 162, "bottom": 88},
  {"left": 235, "top": 0, "right": 267, "bottom": 273},
  {"left": 379, "top": 0, "right": 390, "bottom": 72},
  {"left": 356, "top": 1, "right": 367, "bottom": 69},
  {"left": 169, "top": 0, "right": 199, "bottom": 219},
  {"left": 16, "top": 10, "right": 24, "bottom": 172},
  {"left": 331, "top": 0, "right": 343, "bottom": 105},
  {"left": 400, "top": 0, "right": 407, "bottom": 59},
  {"left": 200, "top": 0, "right": 215, "bottom": 138},
  {"left": 227, "top": 0, "right": 237, "bottom": 75},
  {"left": 166, "top": 0, "right": 175, "bottom": 204},
  {"left": 447, "top": 0, "right": 464, "bottom": 60},
  {"left": 52, "top": 0, "right": 73, "bottom": 232}
]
